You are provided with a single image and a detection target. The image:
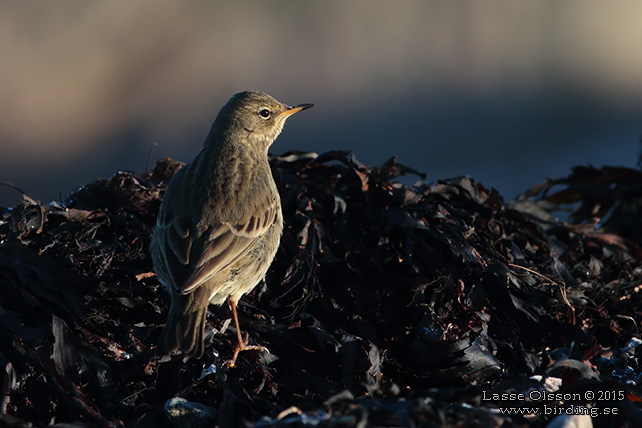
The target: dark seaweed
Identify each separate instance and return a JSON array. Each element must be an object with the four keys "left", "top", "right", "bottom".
[{"left": 0, "top": 151, "right": 641, "bottom": 427}]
